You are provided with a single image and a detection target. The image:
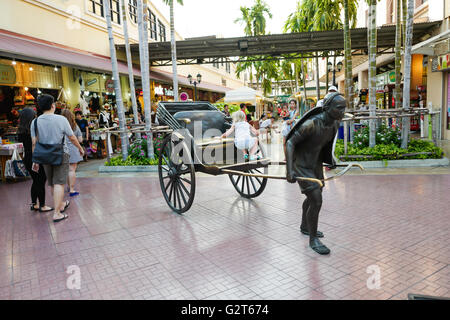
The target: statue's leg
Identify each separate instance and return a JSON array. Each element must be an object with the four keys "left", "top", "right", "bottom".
[
  {"left": 300, "top": 195, "right": 324, "bottom": 238},
  {"left": 305, "top": 188, "right": 330, "bottom": 255}
]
